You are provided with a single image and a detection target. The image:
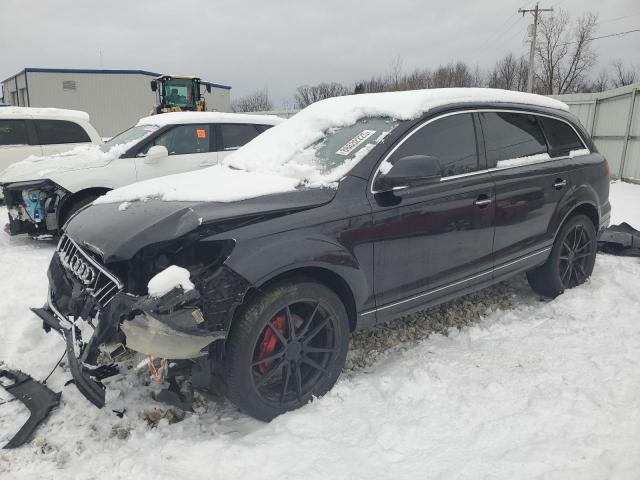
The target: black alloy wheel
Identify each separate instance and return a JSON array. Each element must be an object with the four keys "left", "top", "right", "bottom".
[
  {"left": 223, "top": 279, "right": 349, "bottom": 421},
  {"left": 527, "top": 213, "right": 597, "bottom": 298}
]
